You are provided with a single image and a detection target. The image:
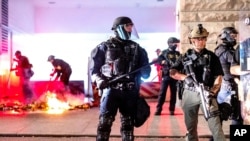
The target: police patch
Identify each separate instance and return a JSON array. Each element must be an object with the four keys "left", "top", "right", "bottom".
[
  {"left": 204, "top": 54, "right": 208, "bottom": 58},
  {"left": 168, "top": 54, "right": 174, "bottom": 59},
  {"left": 130, "top": 44, "right": 135, "bottom": 48}
]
